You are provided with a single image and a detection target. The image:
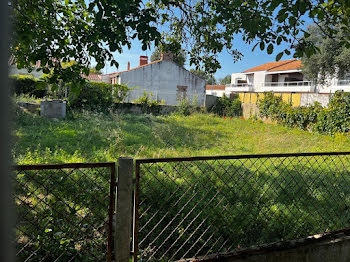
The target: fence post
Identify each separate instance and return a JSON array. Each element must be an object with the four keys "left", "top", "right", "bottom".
[{"left": 115, "top": 157, "right": 134, "bottom": 262}]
